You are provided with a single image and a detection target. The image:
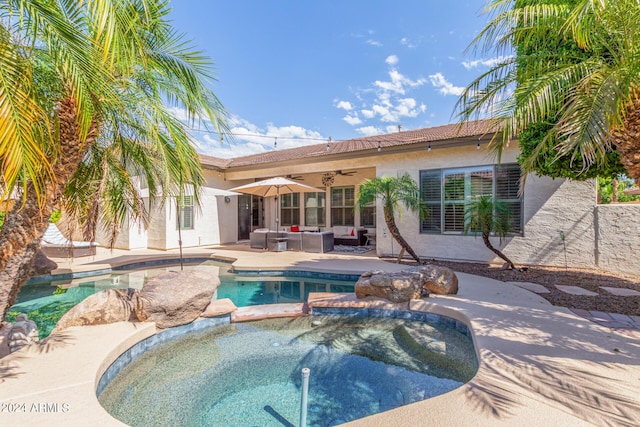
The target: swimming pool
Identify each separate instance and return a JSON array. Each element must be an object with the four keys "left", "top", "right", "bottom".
[
  {"left": 7, "top": 260, "right": 356, "bottom": 337},
  {"left": 98, "top": 315, "right": 477, "bottom": 426}
]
